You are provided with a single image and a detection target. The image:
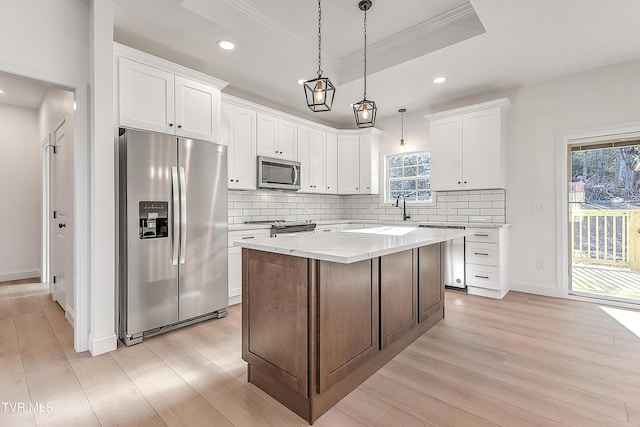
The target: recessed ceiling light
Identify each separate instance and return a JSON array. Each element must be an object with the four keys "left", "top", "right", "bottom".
[
  {"left": 0, "top": 89, "right": 4, "bottom": 94},
  {"left": 297, "top": 79, "right": 306, "bottom": 85},
  {"left": 217, "top": 40, "right": 235, "bottom": 50},
  {"left": 433, "top": 76, "right": 446, "bottom": 84}
]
